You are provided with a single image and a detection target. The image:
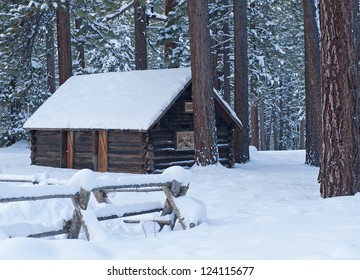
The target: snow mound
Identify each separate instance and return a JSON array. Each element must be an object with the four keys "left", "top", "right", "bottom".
[
  {"left": 161, "top": 166, "right": 191, "bottom": 186},
  {"left": 67, "top": 169, "right": 99, "bottom": 191},
  {"left": 174, "top": 196, "right": 207, "bottom": 228}
]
